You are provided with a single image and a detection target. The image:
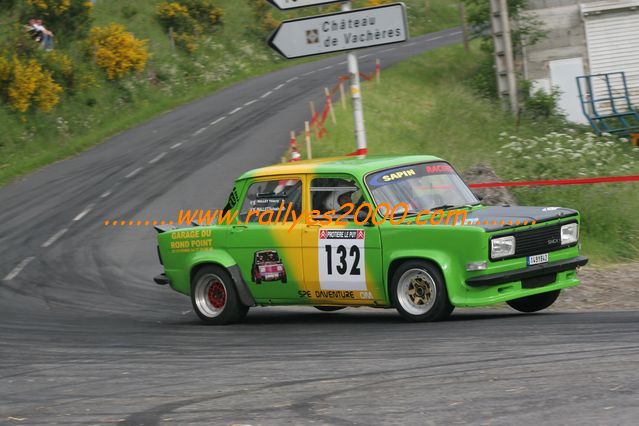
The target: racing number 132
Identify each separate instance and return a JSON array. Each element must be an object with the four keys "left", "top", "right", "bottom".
[
  {"left": 318, "top": 229, "right": 366, "bottom": 291},
  {"left": 324, "top": 244, "right": 361, "bottom": 275}
]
